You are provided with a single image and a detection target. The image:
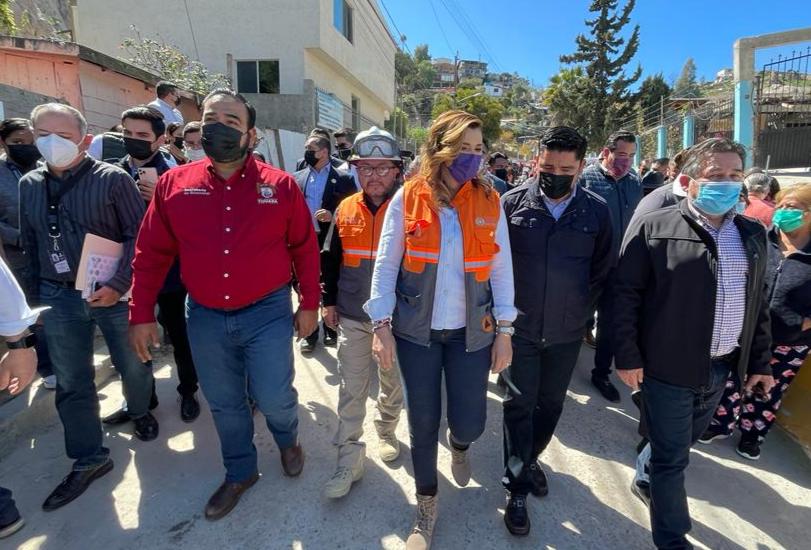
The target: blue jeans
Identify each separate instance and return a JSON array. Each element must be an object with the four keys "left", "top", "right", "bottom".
[
  {"left": 642, "top": 360, "right": 731, "bottom": 550},
  {"left": 39, "top": 281, "right": 153, "bottom": 470},
  {"left": 0, "top": 487, "right": 20, "bottom": 528},
  {"left": 395, "top": 329, "right": 492, "bottom": 496},
  {"left": 185, "top": 287, "right": 299, "bottom": 483}
]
